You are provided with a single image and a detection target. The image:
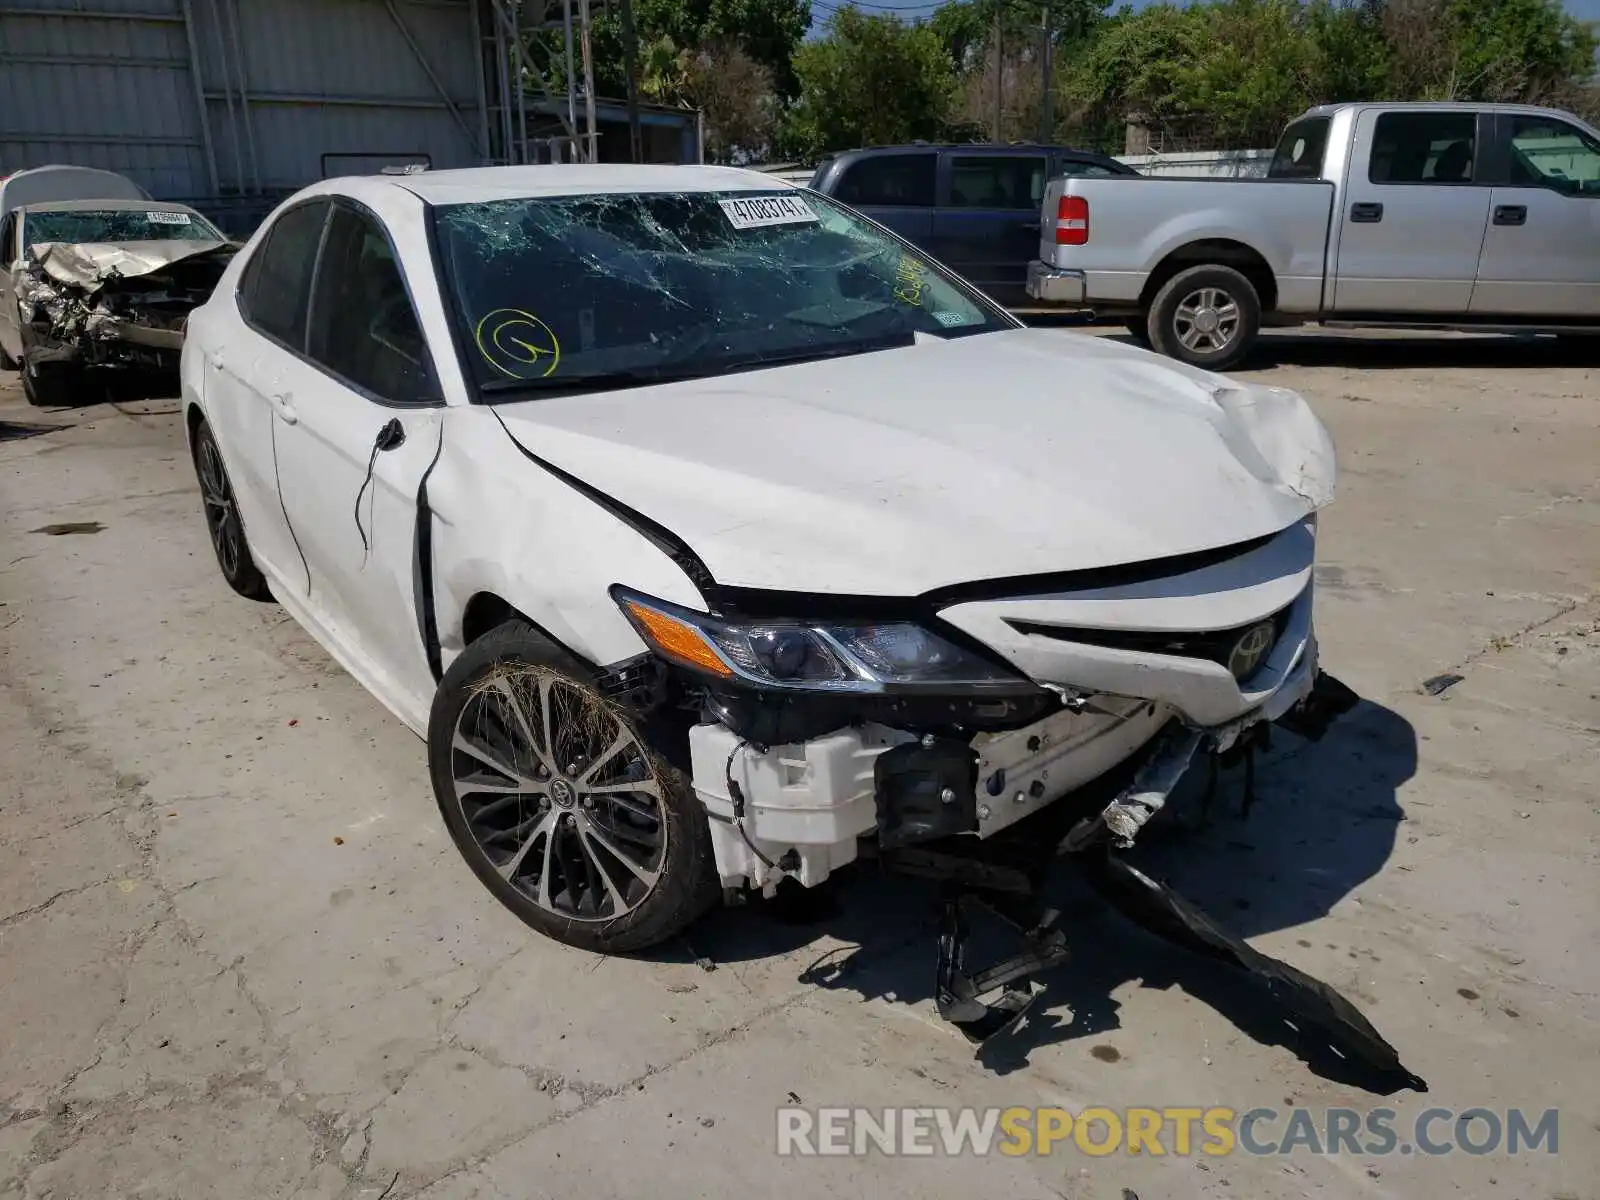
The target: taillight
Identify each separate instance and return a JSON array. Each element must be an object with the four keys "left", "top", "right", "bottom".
[{"left": 1055, "top": 195, "right": 1089, "bottom": 245}]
